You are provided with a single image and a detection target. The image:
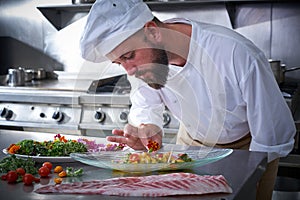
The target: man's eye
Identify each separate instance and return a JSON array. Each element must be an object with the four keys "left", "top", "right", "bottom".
[{"left": 122, "top": 51, "right": 135, "bottom": 60}]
